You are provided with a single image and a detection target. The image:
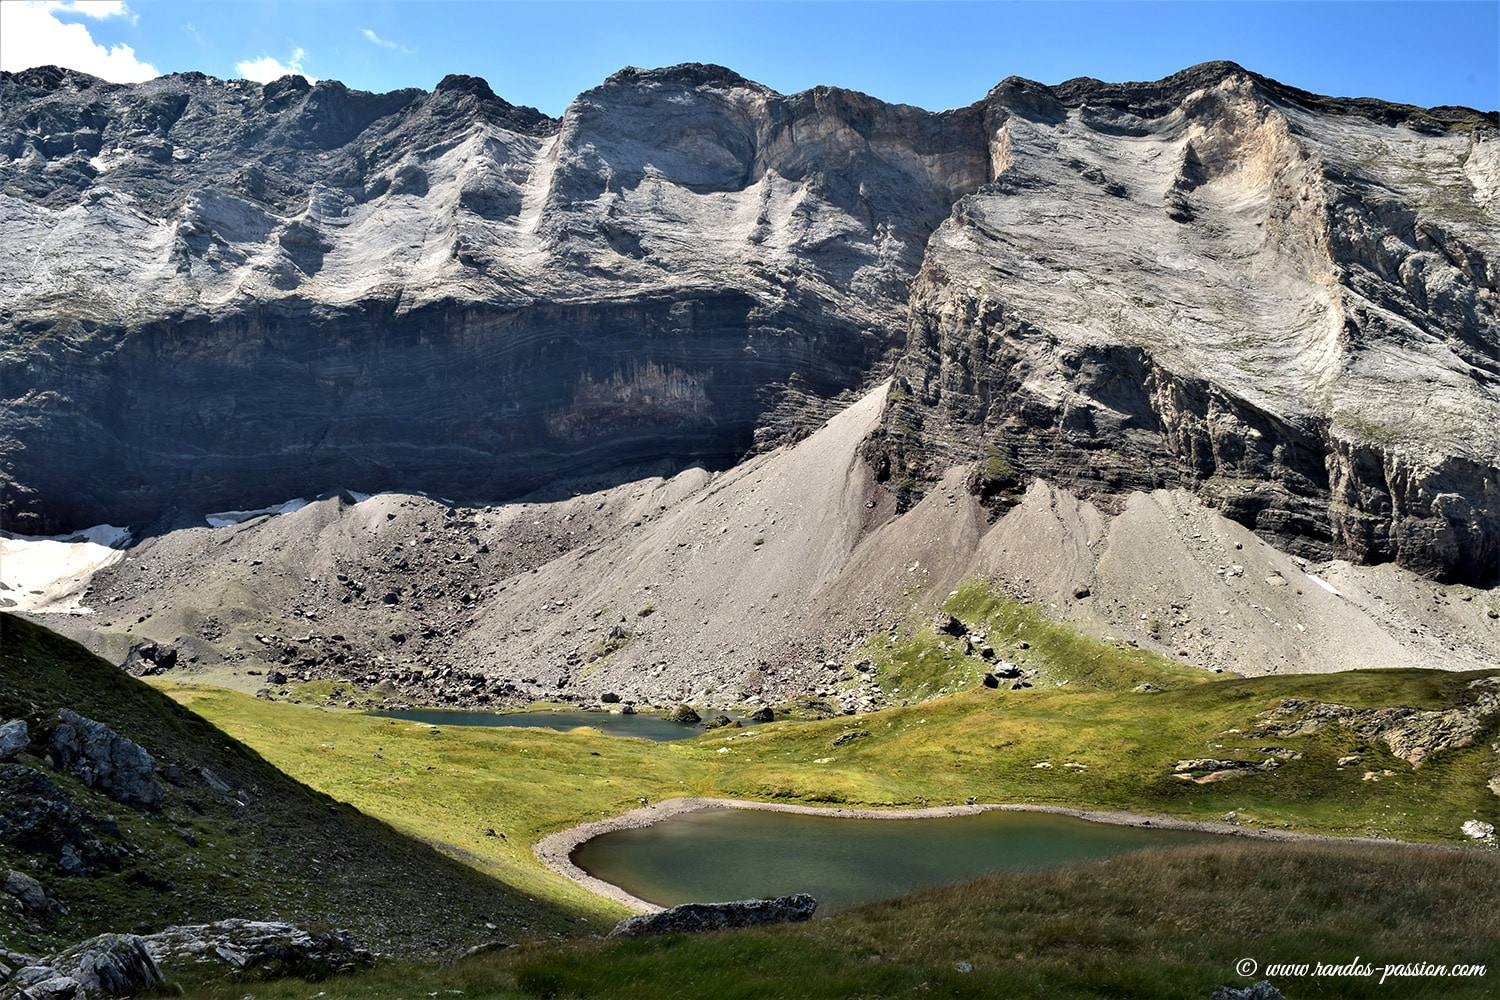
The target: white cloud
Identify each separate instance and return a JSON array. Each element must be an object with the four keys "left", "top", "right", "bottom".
[
  {"left": 360, "top": 28, "right": 411, "bottom": 54},
  {"left": 0, "top": 1, "right": 157, "bottom": 83},
  {"left": 236, "top": 47, "right": 315, "bottom": 84}
]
